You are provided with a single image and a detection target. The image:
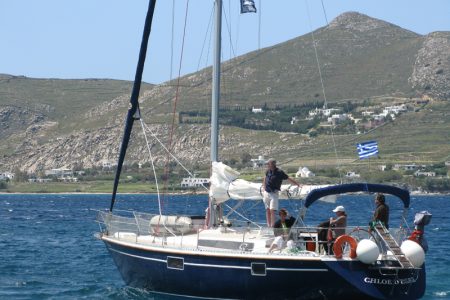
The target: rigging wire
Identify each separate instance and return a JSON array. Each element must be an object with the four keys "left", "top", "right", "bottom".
[
  {"left": 196, "top": 4, "right": 214, "bottom": 72},
  {"left": 221, "top": 1, "right": 239, "bottom": 108},
  {"left": 320, "top": 0, "right": 329, "bottom": 24},
  {"left": 223, "top": 202, "right": 262, "bottom": 228},
  {"left": 162, "top": 0, "right": 191, "bottom": 203},
  {"left": 222, "top": 5, "right": 237, "bottom": 58},
  {"left": 139, "top": 119, "right": 163, "bottom": 215},
  {"left": 170, "top": 0, "right": 175, "bottom": 81},
  {"left": 258, "top": 0, "right": 262, "bottom": 50},
  {"left": 304, "top": 0, "right": 343, "bottom": 183},
  {"left": 141, "top": 122, "right": 208, "bottom": 192},
  {"left": 235, "top": 10, "right": 241, "bottom": 55}
]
